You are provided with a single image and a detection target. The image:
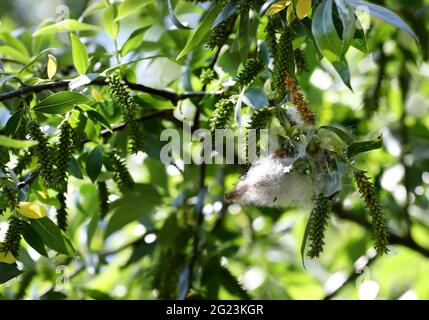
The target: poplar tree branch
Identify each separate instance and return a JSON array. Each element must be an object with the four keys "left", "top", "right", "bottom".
[{"left": 0, "top": 78, "right": 222, "bottom": 104}]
